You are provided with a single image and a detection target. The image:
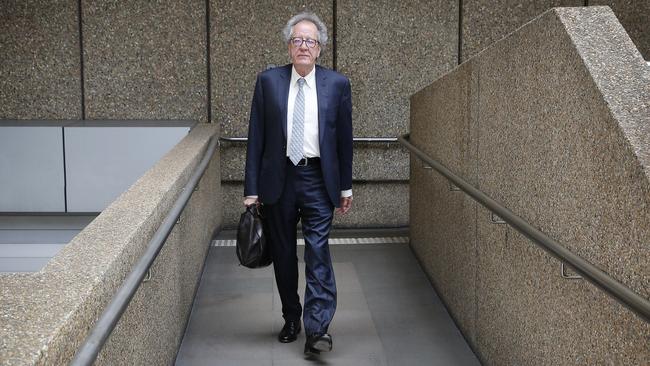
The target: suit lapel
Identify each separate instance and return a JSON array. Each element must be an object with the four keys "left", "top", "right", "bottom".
[
  {"left": 279, "top": 65, "right": 291, "bottom": 139},
  {"left": 316, "top": 66, "right": 328, "bottom": 146}
]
